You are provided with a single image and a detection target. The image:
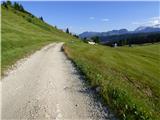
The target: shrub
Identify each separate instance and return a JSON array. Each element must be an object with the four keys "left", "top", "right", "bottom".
[{"left": 6, "top": 0, "right": 11, "bottom": 6}]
